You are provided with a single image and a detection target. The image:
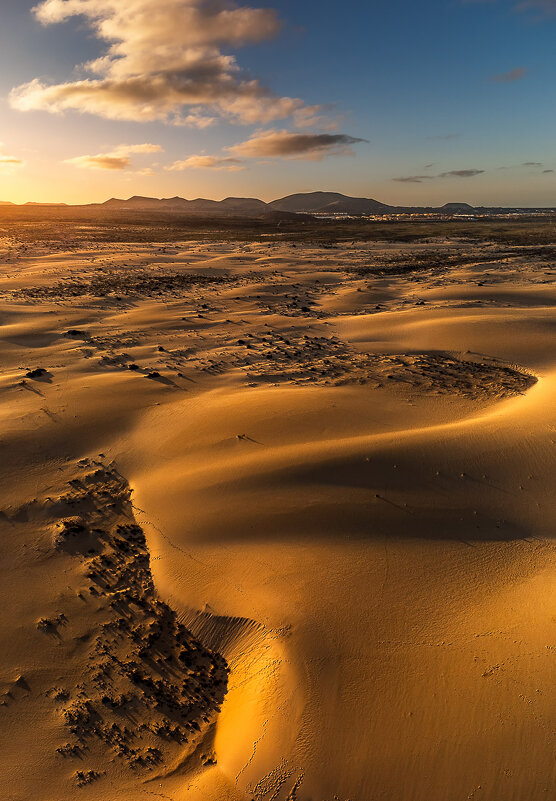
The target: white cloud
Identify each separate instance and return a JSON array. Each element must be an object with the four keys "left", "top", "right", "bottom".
[{"left": 11, "top": 0, "right": 321, "bottom": 126}]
